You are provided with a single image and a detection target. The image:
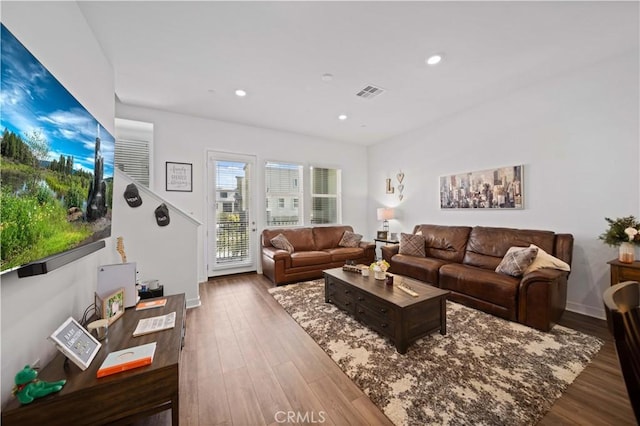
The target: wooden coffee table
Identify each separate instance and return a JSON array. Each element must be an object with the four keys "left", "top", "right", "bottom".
[{"left": 323, "top": 268, "right": 449, "bottom": 354}]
